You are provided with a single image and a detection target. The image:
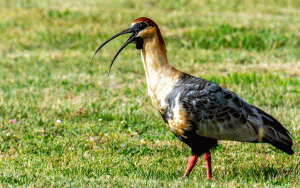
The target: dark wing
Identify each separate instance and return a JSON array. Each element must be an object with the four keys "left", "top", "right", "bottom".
[{"left": 176, "top": 74, "right": 293, "bottom": 154}]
